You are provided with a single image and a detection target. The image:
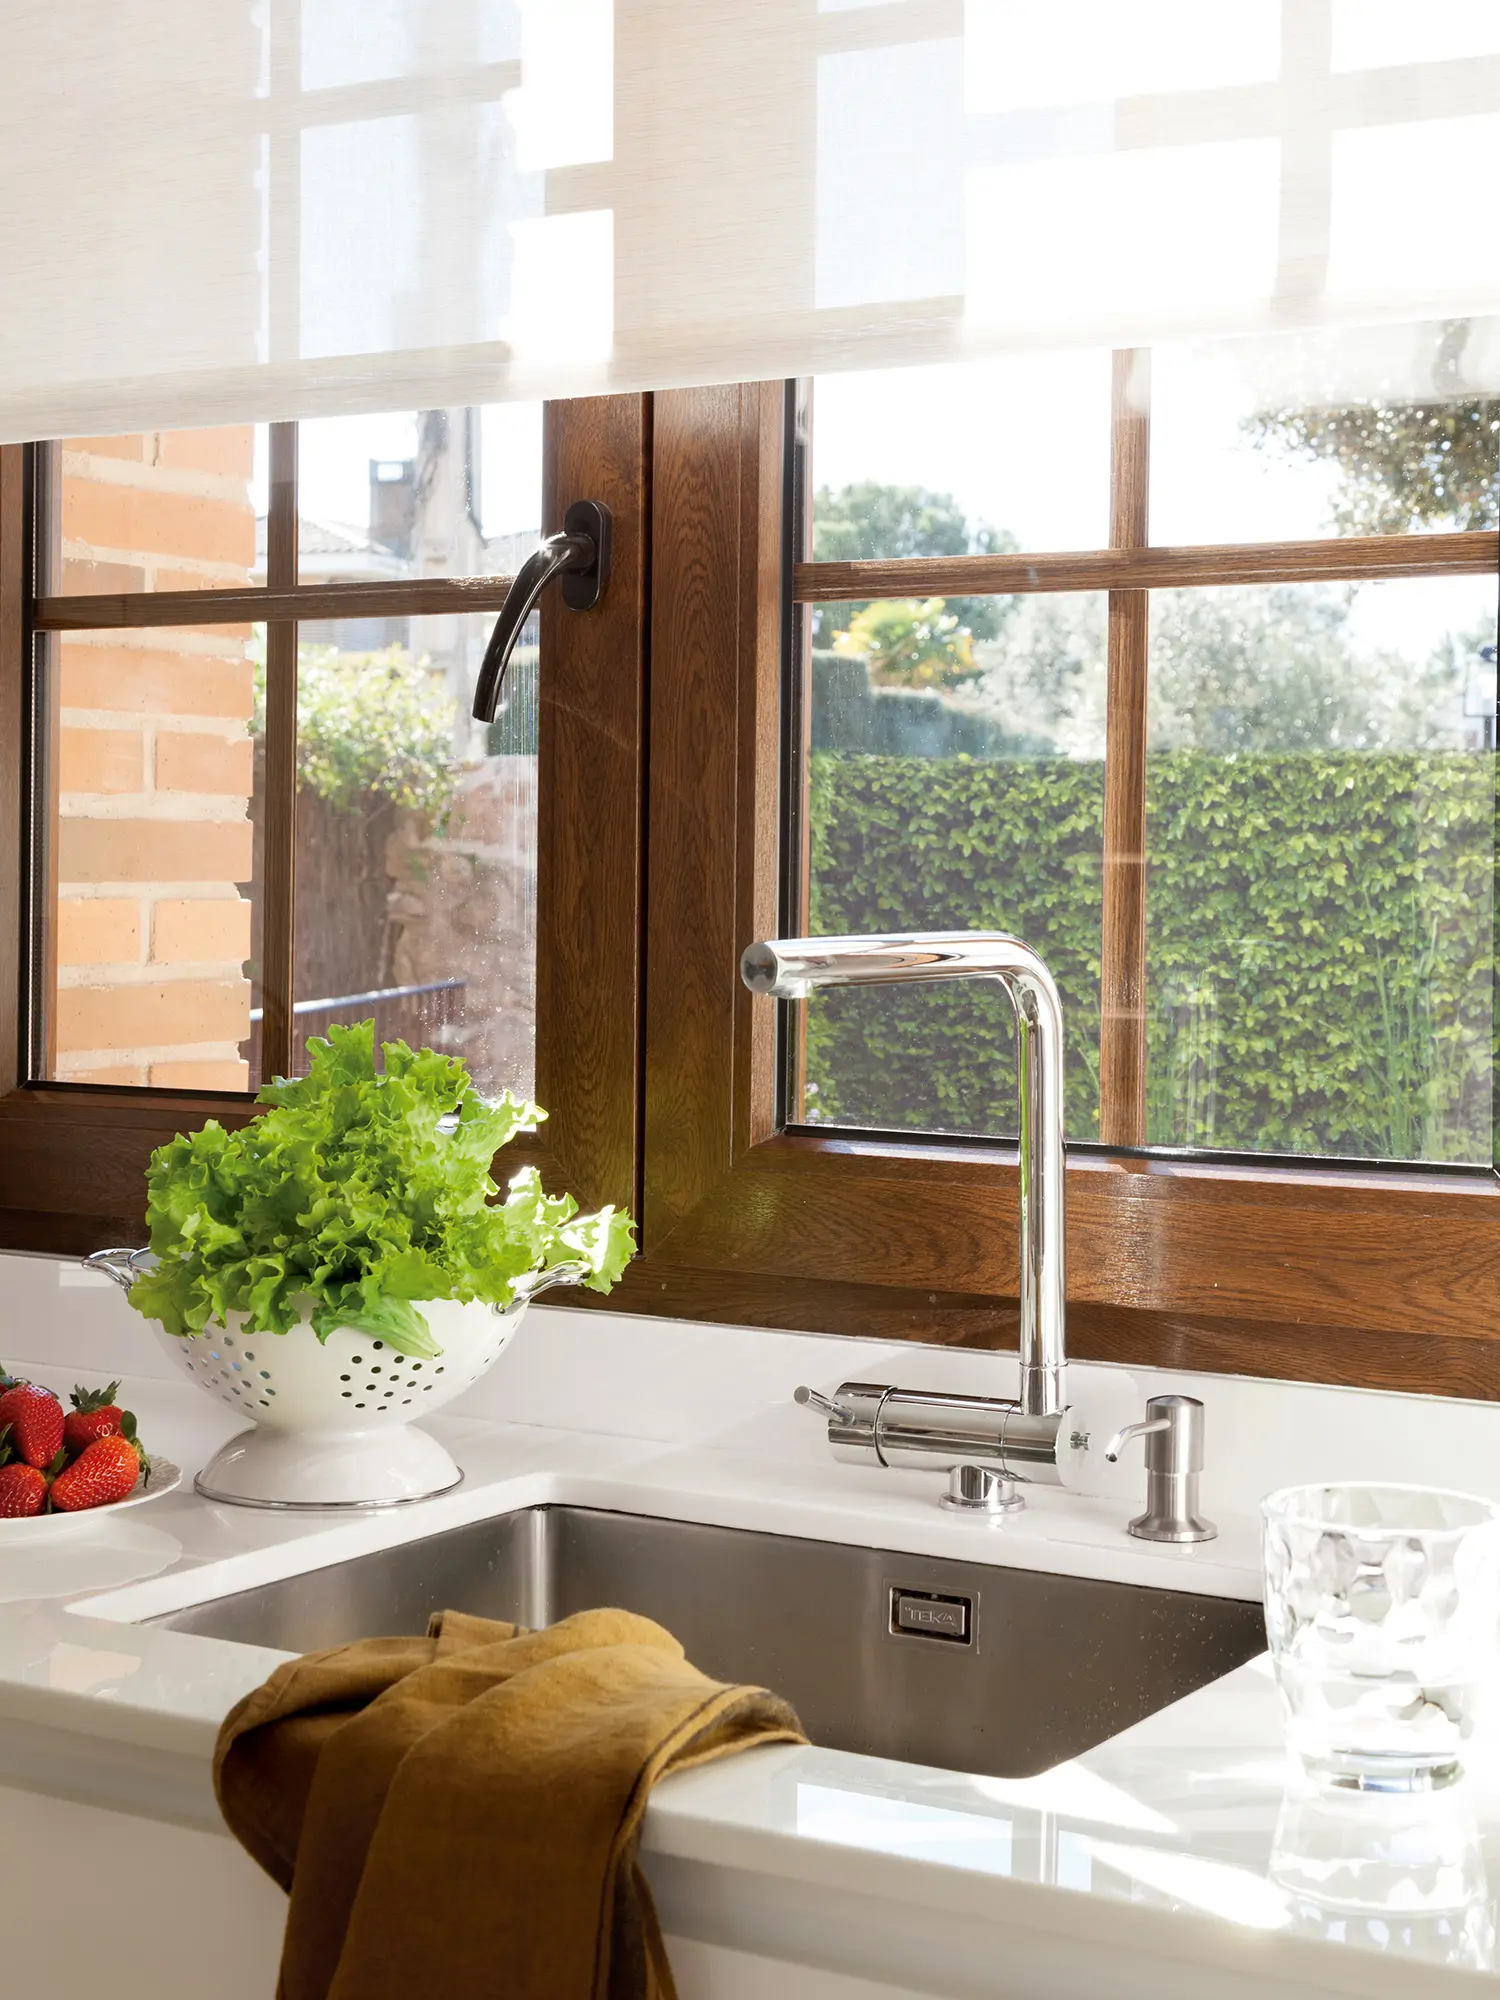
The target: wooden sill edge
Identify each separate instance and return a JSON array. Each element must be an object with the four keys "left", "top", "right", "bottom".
[{"left": 760, "top": 1127, "right": 1500, "bottom": 1202}]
